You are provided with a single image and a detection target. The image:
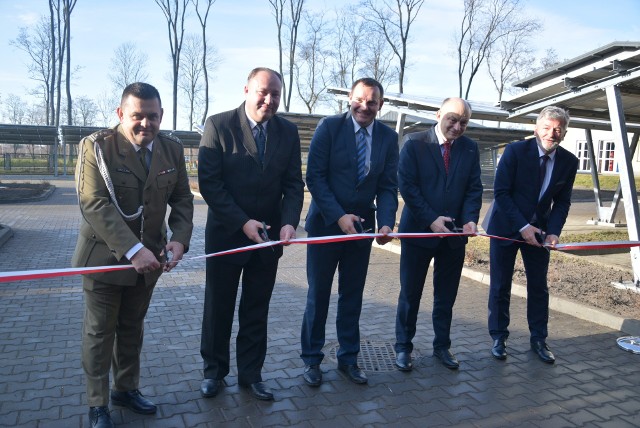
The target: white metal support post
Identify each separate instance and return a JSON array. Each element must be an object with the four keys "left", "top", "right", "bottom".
[{"left": 606, "top": 85, "right": 640, "bottom": 285}]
